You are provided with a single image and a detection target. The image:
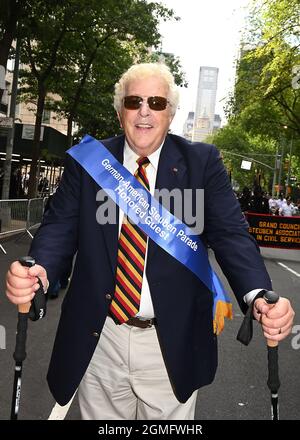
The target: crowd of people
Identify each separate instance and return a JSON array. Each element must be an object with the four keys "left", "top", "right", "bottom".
[
  {"left": 237, "top": 186, "right": 300, "bottom": 216},
  {"left": 0, "top": 167, "right": 62, "bottom": 198}
]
